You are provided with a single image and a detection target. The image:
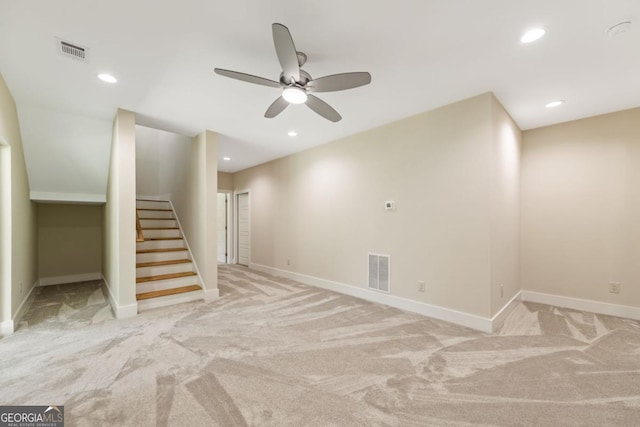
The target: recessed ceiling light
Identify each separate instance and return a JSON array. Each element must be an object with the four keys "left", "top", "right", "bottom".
[
  {"left": 98, "top": 73, "right": 117, "bottom": 83},
  {"left": 223, "top": 157, "right": 231, "bottom": 161},
  {"left": 545, "top": 100, "right": 564, "bottom": 108},
  {"left": 288, "top": 130, "right": 297, "bottom": 137},
  {"left": 520, "top": 28, "right": 546, "bottom": 44}
]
